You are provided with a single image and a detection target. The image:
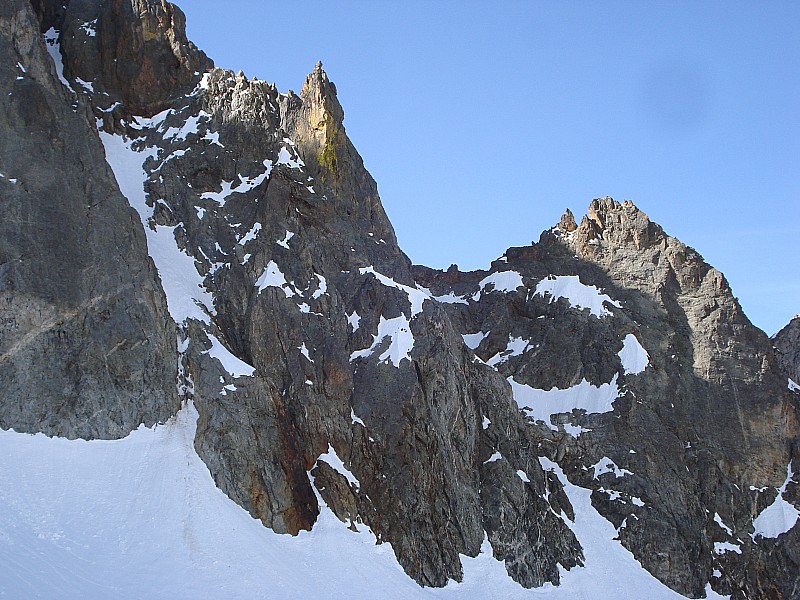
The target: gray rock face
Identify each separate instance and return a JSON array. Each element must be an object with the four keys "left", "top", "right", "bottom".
[
  {"left": 4, "top": 1, "right": 799, "bottom": 599},
  {"left": 10, "top": 0, "right": 582, "bottom": 581},
  {"left": 415, "top": 199, "right": 800, "bottom": 598},
  {"left": 0, "top": 0, "right": 177, "bottom": 438},
  {"left": 775, "top": 316, "right": 800, "bottom": 384}
]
